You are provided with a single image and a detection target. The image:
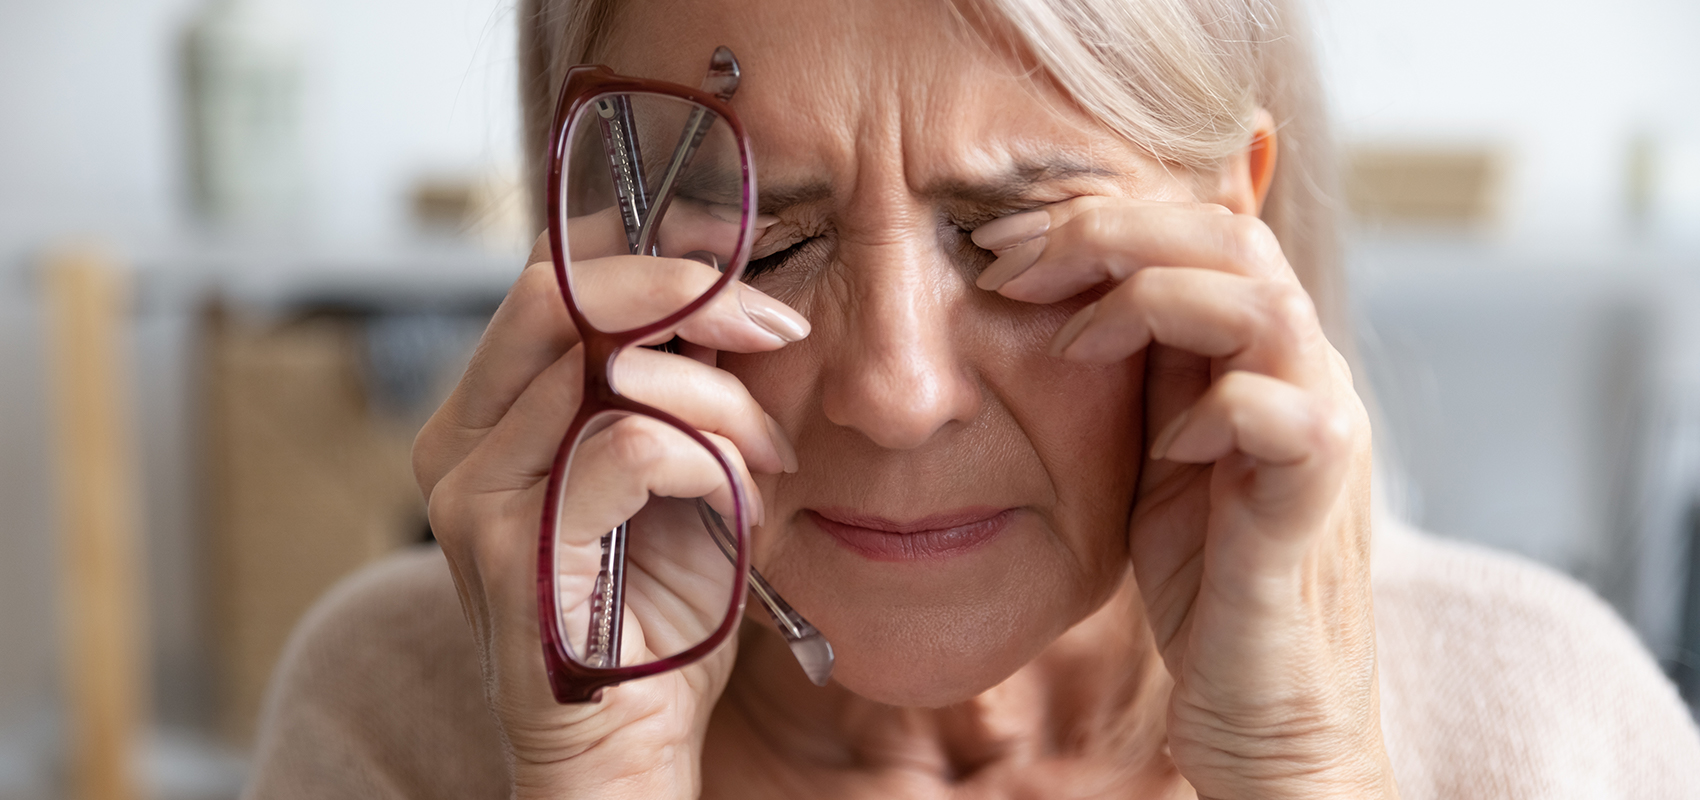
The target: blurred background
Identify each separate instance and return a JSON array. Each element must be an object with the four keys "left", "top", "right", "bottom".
[{"left": 0, "top": 0, "right": 1696, "bottom": 797}]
